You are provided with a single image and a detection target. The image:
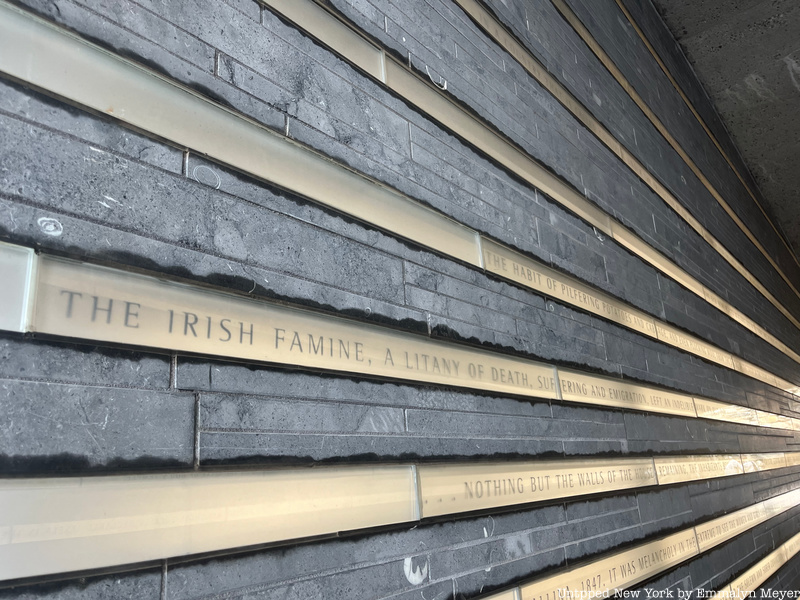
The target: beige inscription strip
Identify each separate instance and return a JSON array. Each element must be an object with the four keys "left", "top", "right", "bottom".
[
  {"left": 756, "top": 410, "right": 796, "bottom": 431},
  {"left": 418, "top": 458, "right": 657, "bottom": 518},
  {"left": 419, "top": 453, "right": 793, "bottom": 519},
  {"left": 655, "top": 323, "right": 734, "bottom": 369},
  {"left": 782, "top": 531, "right": 800, "bottom": 566},
  {"left": 726, "top": 550, "right": 787, "bottom": 596},
  {"left": 694, "top": 504, "right": 767, "bottom": 552},
  {"left": 482, "top": 239, "right": 657, "bottom": 338},
  {"left": 654, "top": 455, "right": 743, "bottom": 486},
  {"left": 558, "top": 369, "right": 697, "bottom": 417},
  {"left": 693, "top": 398, "right": 760, "bottom": 427},
  {"left": 3, "top": 243, "right": 800, "bottom": 431},
  {"left": 0, "top": 5, "right": 480, "bottom": 267},
  {"left": 262, "top": 0, "right": 800, "bottom": 382},
  {"left": 721, "top": 529, "right": 800, "bottom": 595},
  {"left": 0, "top": 467, "right": 420, "bottom": 581},
  {"left": 546, "top": 0, "right": 800, "bottom": 318},
  {"left": 0, "top": 242, "right": 35, "bottom": 333},
  {"left": 2, "top": 456, "right": 799, "bottom": 581},
  {"left": 520, "top": 529, "right": 699, "bottom": 599},
  {"left": 33, "top": 256, "right": 558, "bottom": 400},
  {"left": 0, "top": 3, "right": 797, "bottom": 397},
  {"left": 741, "top": 453, "right": 788, "bottom": 474},
  {"left": 613, "top": 0, "right": 798, "bottom": 274},
  {"left": 500, "top": 488, "right": 800, "bottom": 599}
]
